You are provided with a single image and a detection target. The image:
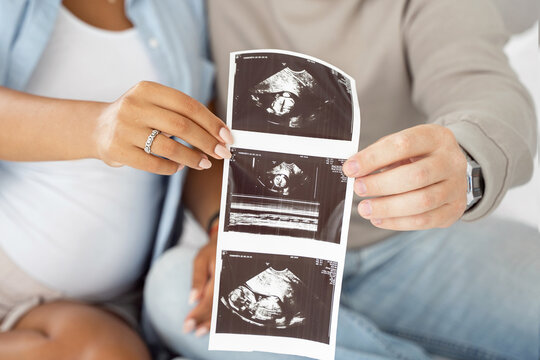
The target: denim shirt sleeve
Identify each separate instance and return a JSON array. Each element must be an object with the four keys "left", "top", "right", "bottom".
[
  {"left": 126, "top": 0, "right": 215, "bottom": 105},
  {"left": 0, "top": 1, "right": 27, "bottom": 86},
  {"left": 2, "top": 0, "right": 214, "bottom": 104},
  {"left": 0, "top": 0, "right": 61, "bottom": 90}
]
